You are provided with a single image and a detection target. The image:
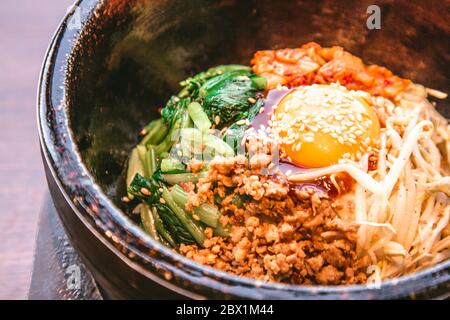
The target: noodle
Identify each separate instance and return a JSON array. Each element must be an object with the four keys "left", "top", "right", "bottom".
[{"left": 382, "top": 120, "right": 432, "bottom": 198}]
